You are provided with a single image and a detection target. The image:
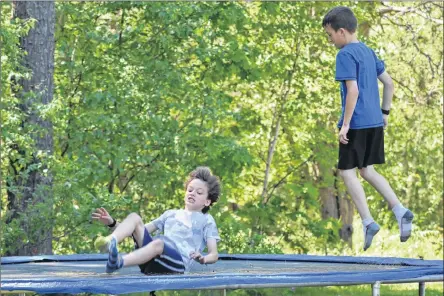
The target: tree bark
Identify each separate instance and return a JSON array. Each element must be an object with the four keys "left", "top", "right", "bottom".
[
  {"left": 7, "top": 1, "right": 56, "bottom": 255},
  {"left": 319, "top": 169, "right": 354, "bottom": 246}
]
